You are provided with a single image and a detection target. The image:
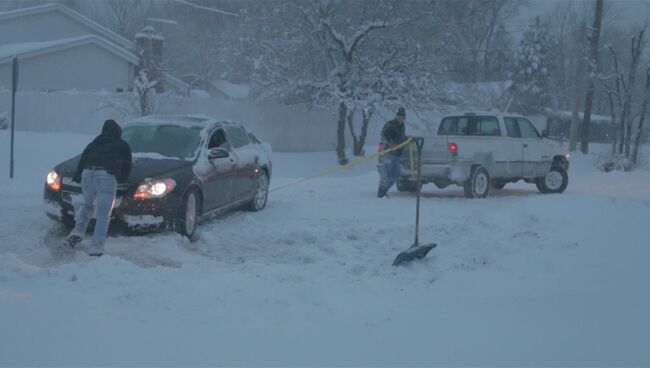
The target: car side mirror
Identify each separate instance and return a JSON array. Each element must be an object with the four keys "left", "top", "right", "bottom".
[
  {"left": 541, "top": 129, "right": 549, "bottom": 138},
  {"left": 209, "top": 148, "right": 229, "bottom": 160}
]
